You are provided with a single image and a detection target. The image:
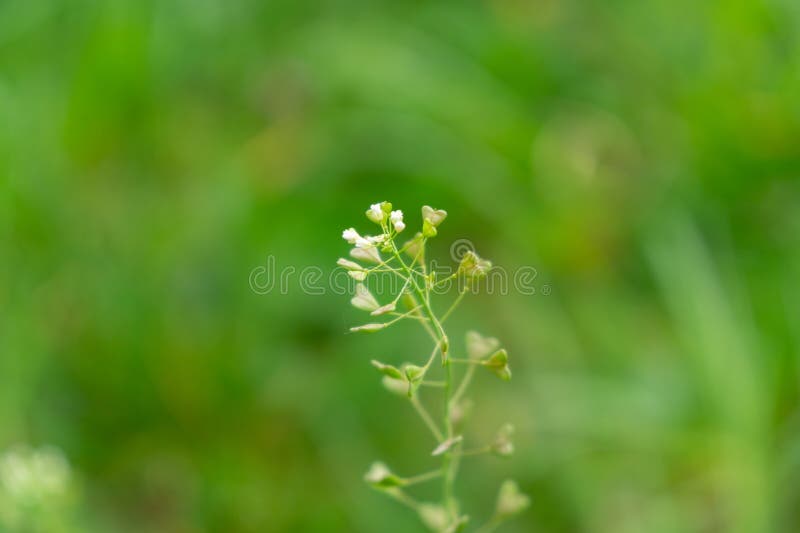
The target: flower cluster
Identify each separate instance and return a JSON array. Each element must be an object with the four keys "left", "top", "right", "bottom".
[
  {"left": 338, "top": 202, "right": 528, "bottom": 532},
  {"left": 0, "top": 445, "right": 78, "bottom": 530}
]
